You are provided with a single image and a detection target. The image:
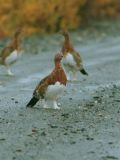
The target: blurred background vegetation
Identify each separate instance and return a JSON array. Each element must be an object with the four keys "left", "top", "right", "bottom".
[{"left": 0, "top": 0, "right": 120, "bottom": 37}]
